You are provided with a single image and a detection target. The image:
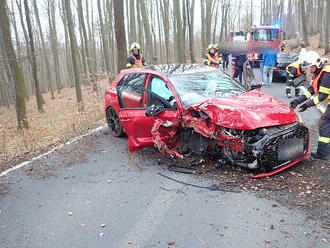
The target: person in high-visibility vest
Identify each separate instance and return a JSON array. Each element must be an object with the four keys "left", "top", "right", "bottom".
[
  {"left": 285, "top": 61, "right": 309, "bottom": 98},
  {"left": 290, "top": 58, "right": 330, "bottom": 160},
  {"left": 203, "top": 44, "right": 222, "bottom": 67},
  {"left": 126, "top": 43, "right": 146, "bottom": 68}
]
